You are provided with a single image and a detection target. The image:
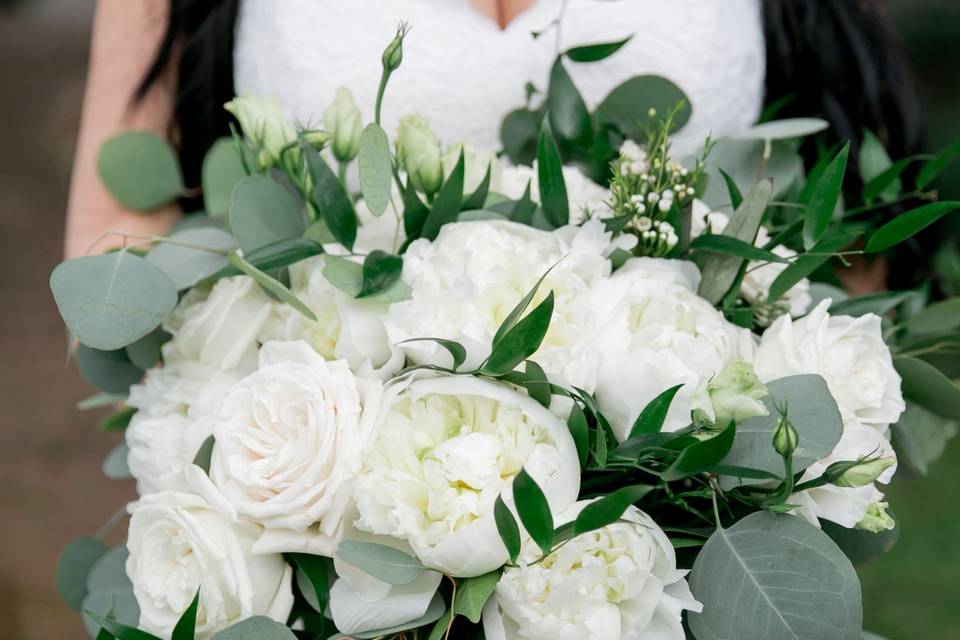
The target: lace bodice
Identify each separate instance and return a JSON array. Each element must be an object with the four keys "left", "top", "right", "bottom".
[{"left": 235, "top": 0, "right": 766, "bottom": 155}]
